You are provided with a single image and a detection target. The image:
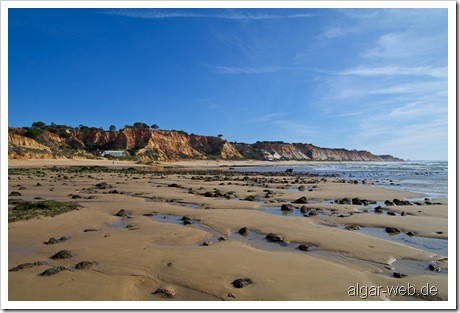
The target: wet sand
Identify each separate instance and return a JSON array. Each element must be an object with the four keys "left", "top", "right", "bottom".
[{"left": 7, "top": 159, "right": 448, "bottom": 301}]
